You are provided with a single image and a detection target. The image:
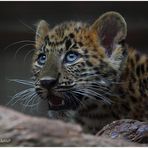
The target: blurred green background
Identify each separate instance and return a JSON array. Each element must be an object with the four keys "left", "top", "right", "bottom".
[{"left": 0, "top": 1, "right": 148, "bottom": 117}]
